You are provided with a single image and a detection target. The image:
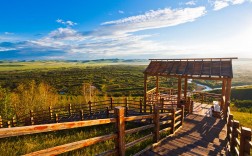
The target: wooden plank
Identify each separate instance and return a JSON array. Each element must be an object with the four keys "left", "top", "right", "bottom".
[
  {"left": 153, "top": 106, "right": 160, "bottom": 143},
  {"left": 0, "top": 118, "right": 116, "bottom": 139},
  {"left": 125, "top": 133, "right": 153, "bottom": 149},
  {"left": 159, "top": 120, "right": 172, "bottom": 125},
  {"left": 177, "top": 77, "right": 182, "bottom": 105},
  {"left": 159, "top": 127, "right": 171, "bottom": 133},
  {"left": 24, "top": 134, "right": 117, "bottom": 156},
  {"left": 144, "top": 74, "right": 148, "bottom": 113},
  {"left": 125, "top": 124, "right": 154, "bottom": 135},
  {"left": 124, "top": 114, "right": 153, "bottom": 122}
]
